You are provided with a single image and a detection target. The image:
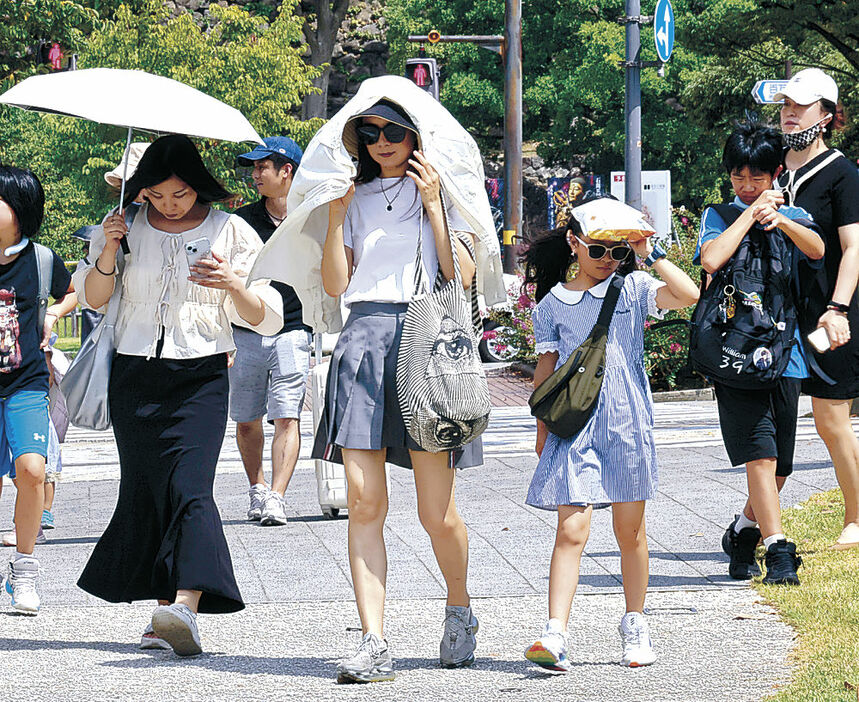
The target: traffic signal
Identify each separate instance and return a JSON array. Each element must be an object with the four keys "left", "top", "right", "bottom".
[{"left": 405, "top": 57, "right": 440, "bottom": 100}]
